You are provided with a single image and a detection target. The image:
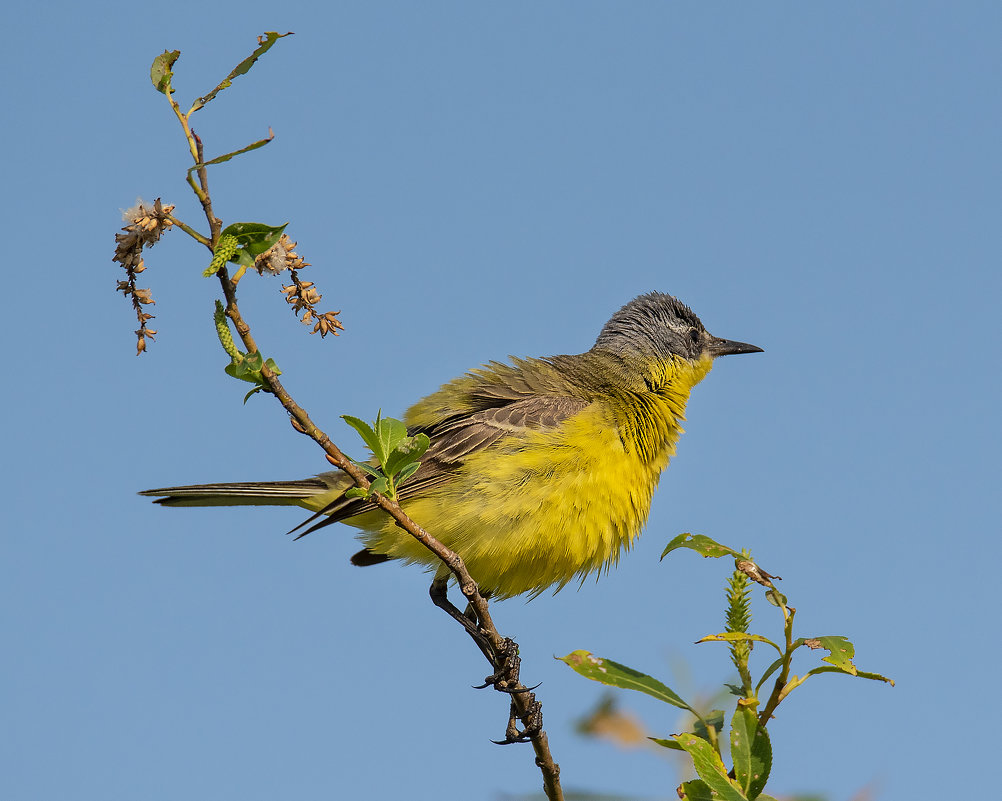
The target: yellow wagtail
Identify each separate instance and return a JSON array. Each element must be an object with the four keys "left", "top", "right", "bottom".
[{"left": 141, "top": 292, "right": 761, "bottom": 599}]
